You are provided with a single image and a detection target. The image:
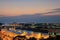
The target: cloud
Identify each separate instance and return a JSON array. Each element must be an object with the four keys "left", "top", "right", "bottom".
[
  {"left": 41, "top": 8, "right": 60, "bottom": 16},
  {"left": 53, "top": 8, "right": 60, "bottom": 11},
  {"left": 0, "top": 8, "right": 60, "bottom": 23}
]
